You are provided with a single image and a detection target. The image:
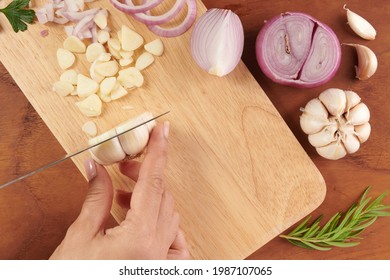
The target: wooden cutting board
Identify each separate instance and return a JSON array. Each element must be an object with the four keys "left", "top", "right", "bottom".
[{"left": 0, "top": 0, "right": 326, "bottom": 259}]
